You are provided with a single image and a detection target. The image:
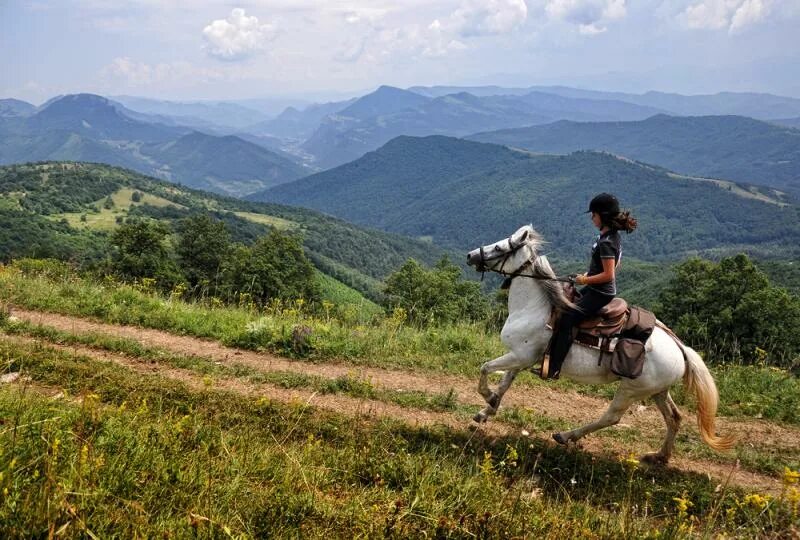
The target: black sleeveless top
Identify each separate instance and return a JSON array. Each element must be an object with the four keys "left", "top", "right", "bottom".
[{"left": 587, "top": 230, "right": 621, "bottom": 296}]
